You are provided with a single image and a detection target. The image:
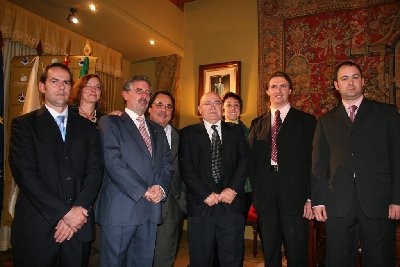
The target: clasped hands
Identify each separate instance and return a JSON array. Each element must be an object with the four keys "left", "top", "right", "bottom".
[
  {"left": 144, "top": 185, "right": 164, "bottom": 204},
  {"left": 204, "top": 188, "right": 237, "bottom": 206},
  {"left": 54, "top": 206, "right": 88, "bottom": 243}
]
